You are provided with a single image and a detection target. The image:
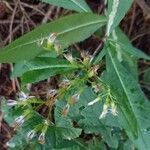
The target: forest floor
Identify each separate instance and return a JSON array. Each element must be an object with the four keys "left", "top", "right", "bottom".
[{"left": 0, "top": 0, "right": 150, "bottom": 149}]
